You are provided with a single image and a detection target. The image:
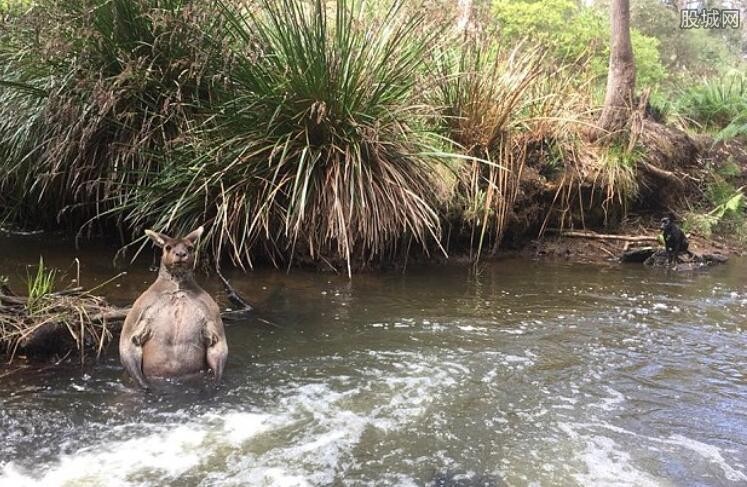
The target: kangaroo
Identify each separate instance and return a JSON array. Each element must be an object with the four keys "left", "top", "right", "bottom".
[{"left": 120, "top": 226, "right": 227, "bottom": 388}]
